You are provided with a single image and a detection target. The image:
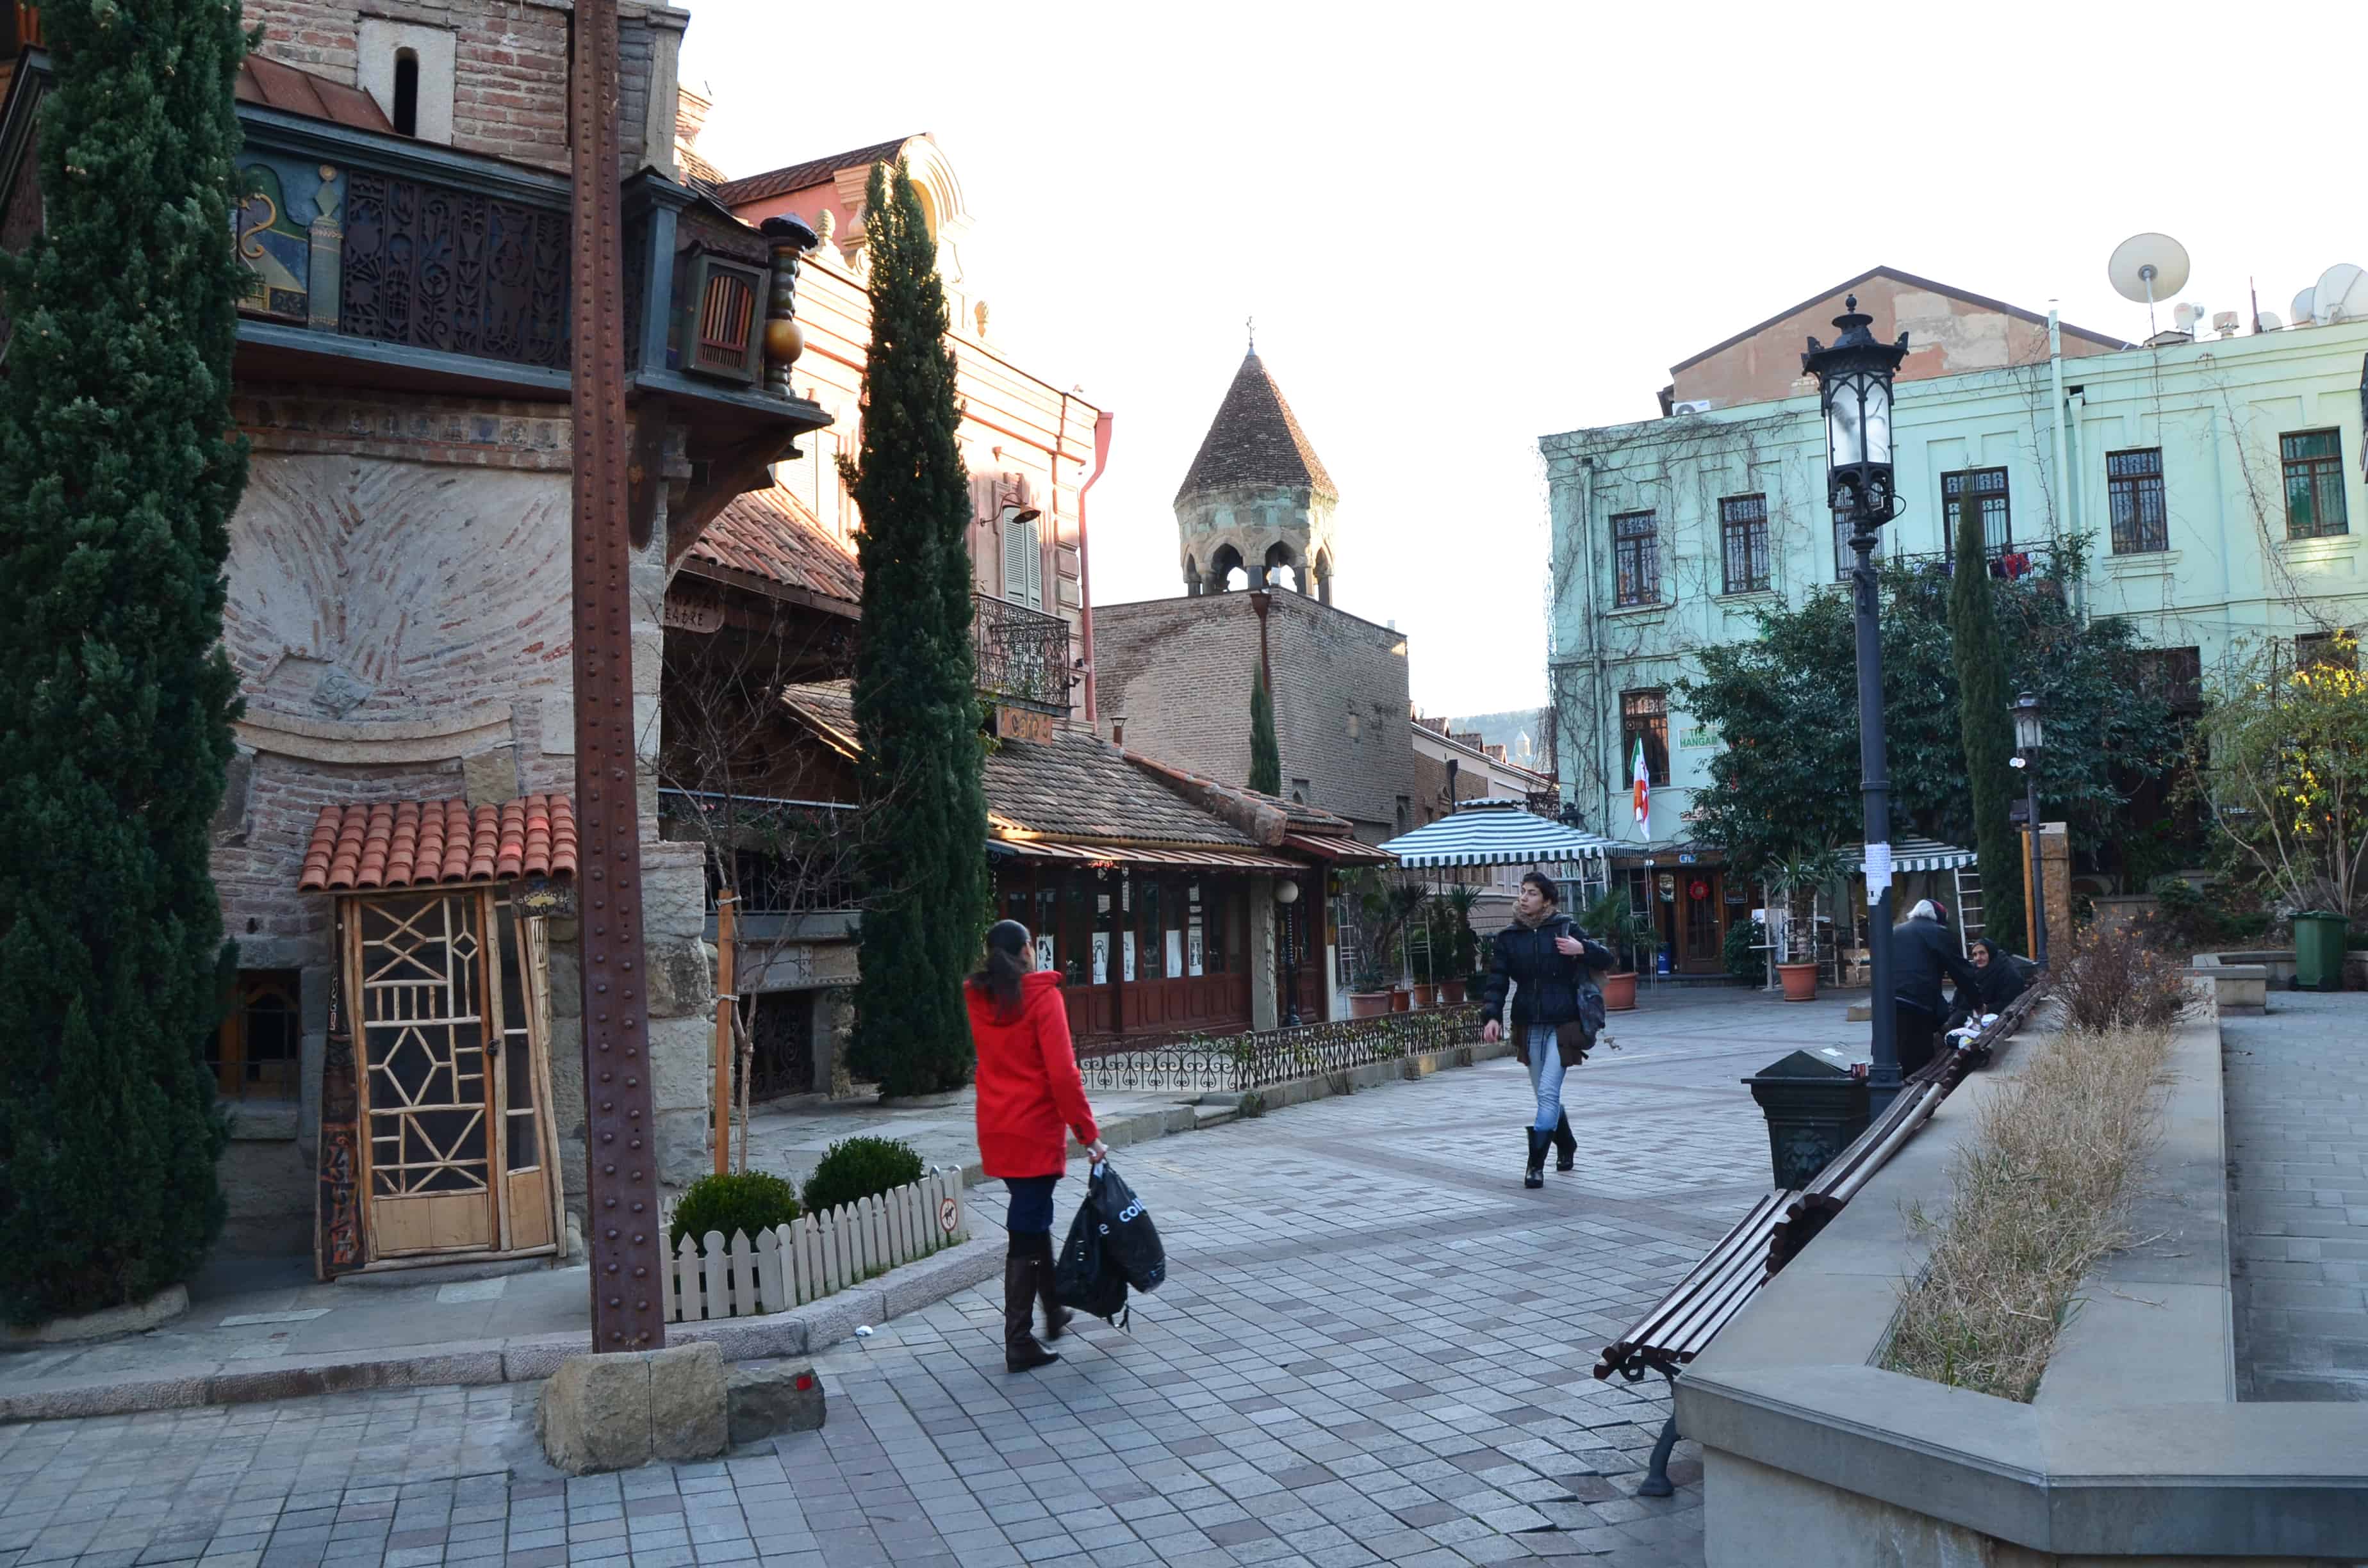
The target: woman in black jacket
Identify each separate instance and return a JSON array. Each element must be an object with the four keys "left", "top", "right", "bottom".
[
  {"left": 1944, "top": 936, "right": 2035, "bottom": 1034},
  {"left": 1480, "top": 871, "right": 1616, "bottom": 1189}
]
